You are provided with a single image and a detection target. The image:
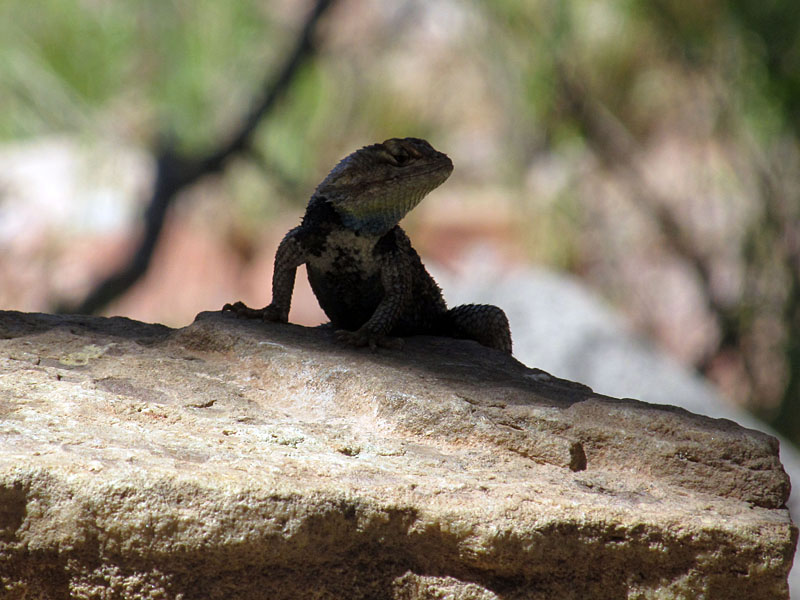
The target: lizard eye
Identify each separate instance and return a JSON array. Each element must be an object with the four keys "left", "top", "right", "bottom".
[
  {"left": 381, "top": 139, "right": 415, "bottom": 167},
  {"left": 392, "top": 150, "right": 410, "bottom": 166}
]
